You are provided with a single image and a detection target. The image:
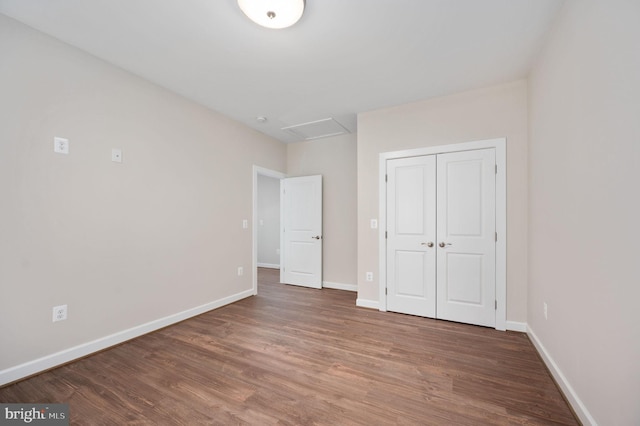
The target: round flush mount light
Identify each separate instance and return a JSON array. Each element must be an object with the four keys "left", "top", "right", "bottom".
[{"left": 237, "top": 0, "right": 305, "bottom": 29}]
